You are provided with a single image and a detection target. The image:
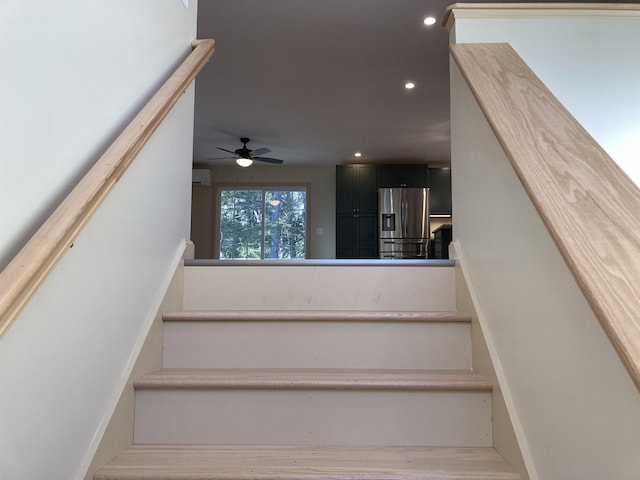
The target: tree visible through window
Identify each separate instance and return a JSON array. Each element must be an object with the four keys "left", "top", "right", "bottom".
[{"left": 217, "top": 187, "right": 307, "bottom": 259}]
